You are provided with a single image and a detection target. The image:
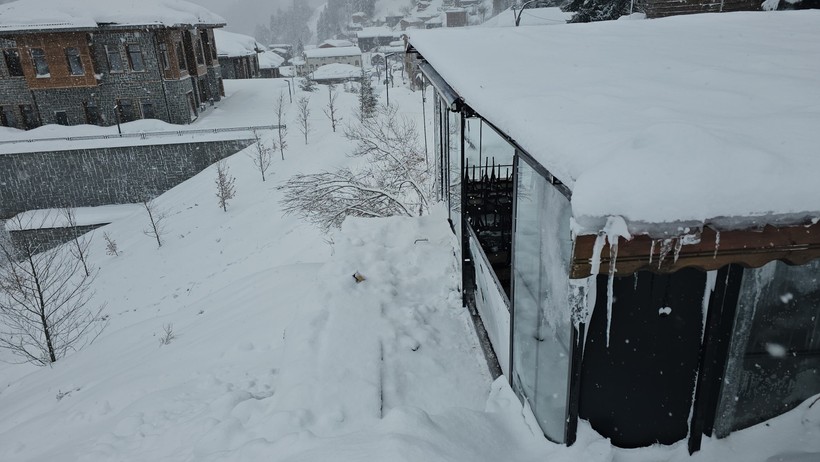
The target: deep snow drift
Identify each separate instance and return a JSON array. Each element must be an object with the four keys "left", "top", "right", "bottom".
[{"left": 1, "top": 76, "right": 819, "bottom": 461}]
